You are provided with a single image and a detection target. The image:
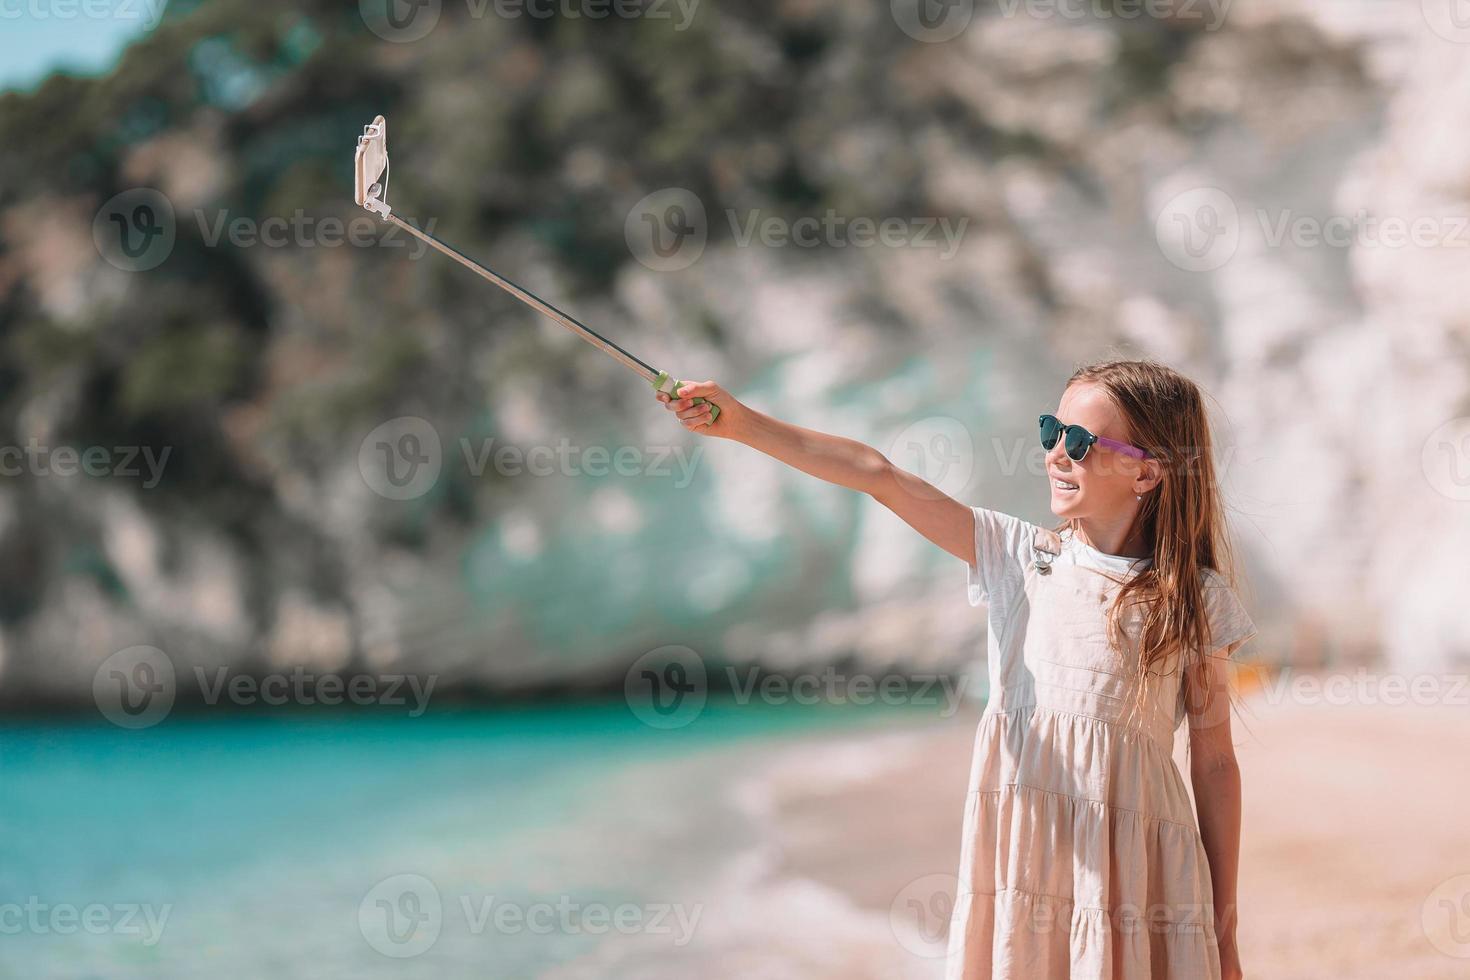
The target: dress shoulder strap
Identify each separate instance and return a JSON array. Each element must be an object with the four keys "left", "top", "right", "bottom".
[{"left": 1030, "top": 524, "right": 1063, "bottom": 574}]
